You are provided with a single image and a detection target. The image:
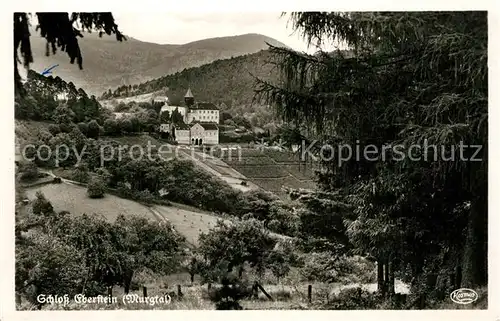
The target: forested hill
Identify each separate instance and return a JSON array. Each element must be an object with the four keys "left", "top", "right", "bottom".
[
  {"left": 15, "top": 70, "right": 104, "bottom": 122},
  {"left": 100, "top": 50, "right": 279, "bottom": 108},
  {"left": 28, "top": 30, "right": 286, "bottom": 95}
]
